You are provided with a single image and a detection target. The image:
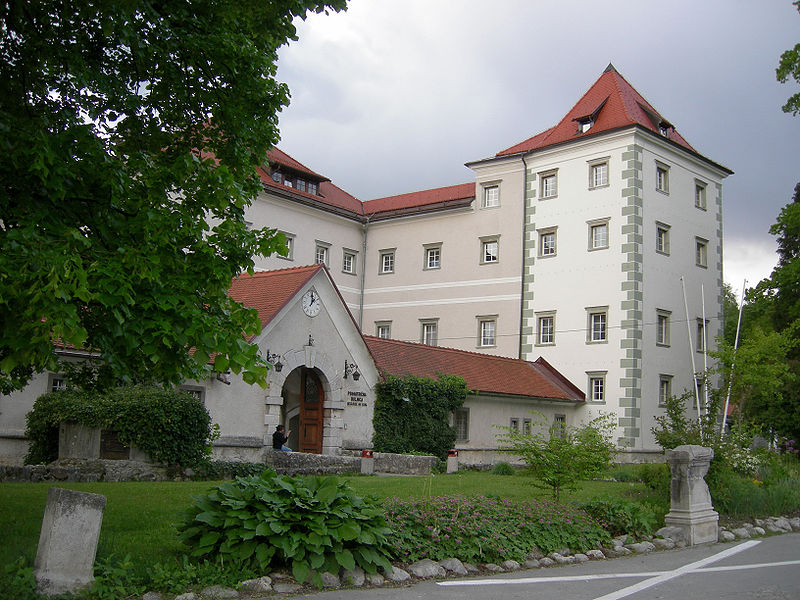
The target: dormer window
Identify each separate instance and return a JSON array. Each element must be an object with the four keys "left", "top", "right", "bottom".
[
  {"left": 271, "top": 171, "right": 281, "bottom": 183},
  {"left": 308, "top": 182, "right": 318, "bottom": 196},
  {"left": 659, "top": 124, "right": 669, "bottom": 137},
  {"left": 579, "top": 119, "right": 593, "bottom": 133}
]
